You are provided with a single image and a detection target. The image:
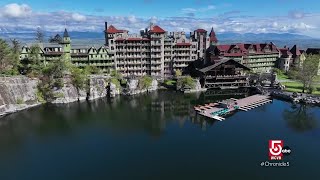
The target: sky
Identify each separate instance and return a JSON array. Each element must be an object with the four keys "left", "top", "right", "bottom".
[{"left": 0, "top": 0, "right": 320, "bottom": 37}]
